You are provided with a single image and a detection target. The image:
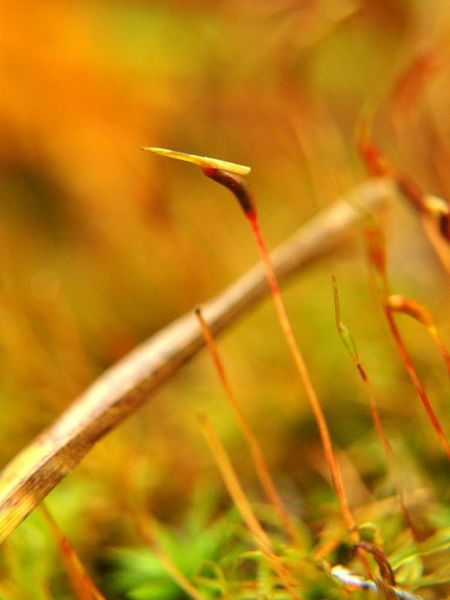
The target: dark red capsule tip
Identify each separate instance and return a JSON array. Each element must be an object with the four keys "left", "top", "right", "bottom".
[{"left": 201, "top": 165, "right": 218, "bottom": 178}]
